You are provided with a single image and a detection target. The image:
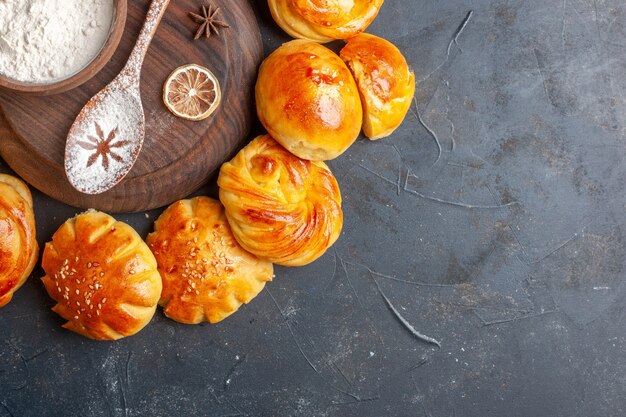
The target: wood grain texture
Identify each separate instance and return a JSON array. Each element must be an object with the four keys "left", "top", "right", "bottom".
[{"left": 0, "top": 0, "right": 262, "bottom": 213}]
